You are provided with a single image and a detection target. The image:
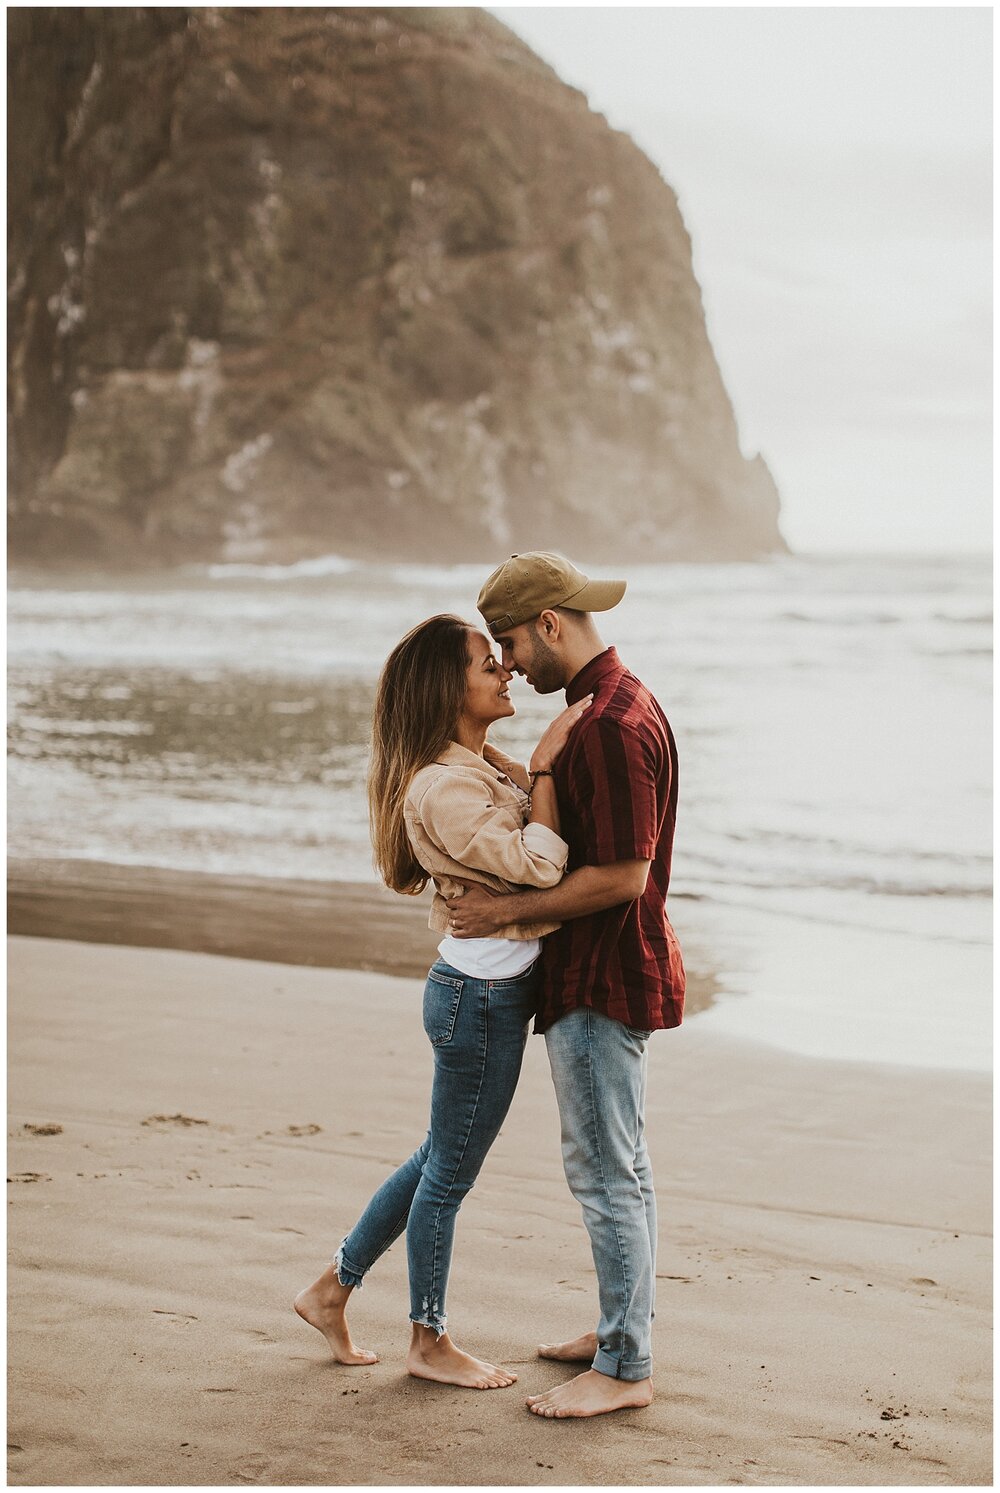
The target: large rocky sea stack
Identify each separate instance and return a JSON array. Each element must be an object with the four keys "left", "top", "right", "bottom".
[{"left": 9, "top": 7, "right": 785, "bottom": 567}]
